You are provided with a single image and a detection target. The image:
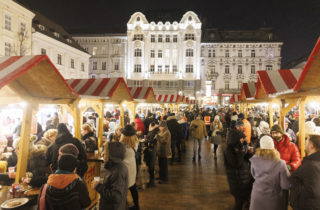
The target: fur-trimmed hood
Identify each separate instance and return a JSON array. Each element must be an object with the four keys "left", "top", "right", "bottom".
[{"left": 29, "top": 144, "right": 47, "bottom": 159}]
